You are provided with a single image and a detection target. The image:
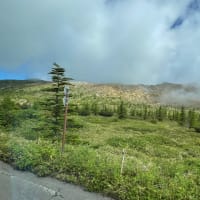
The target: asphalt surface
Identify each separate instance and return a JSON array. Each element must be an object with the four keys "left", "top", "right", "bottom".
[{"left": 0, "top": 161, "right": 113, "bottom": 200}]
